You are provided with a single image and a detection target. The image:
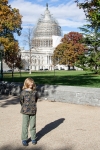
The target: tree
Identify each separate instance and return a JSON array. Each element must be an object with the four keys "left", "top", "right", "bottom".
[
  {"left": 0, "top": 0, "right": 22, "bottom": 72},
  {"left": 4, "top": 40, "right": 23, "bottom": 81},
  {"left": 75, "top": 0, "right": 100, "bottom": 74},
  {"left": 22, "top": 27, "right": 34, "bottom": 74},
  {"left": 75, "top": 0, "right": 100, "bottom": 26},
  {"left": 53, "top": 32, "right": 85, "bottom": 70}
]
